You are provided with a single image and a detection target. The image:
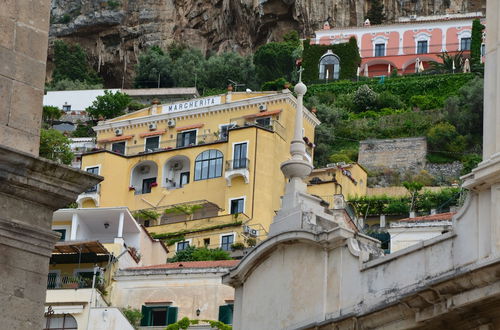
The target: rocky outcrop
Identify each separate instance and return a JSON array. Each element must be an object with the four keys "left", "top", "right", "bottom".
[{"left": 47, "top": 0, "right": 485, "bottom": 87}]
